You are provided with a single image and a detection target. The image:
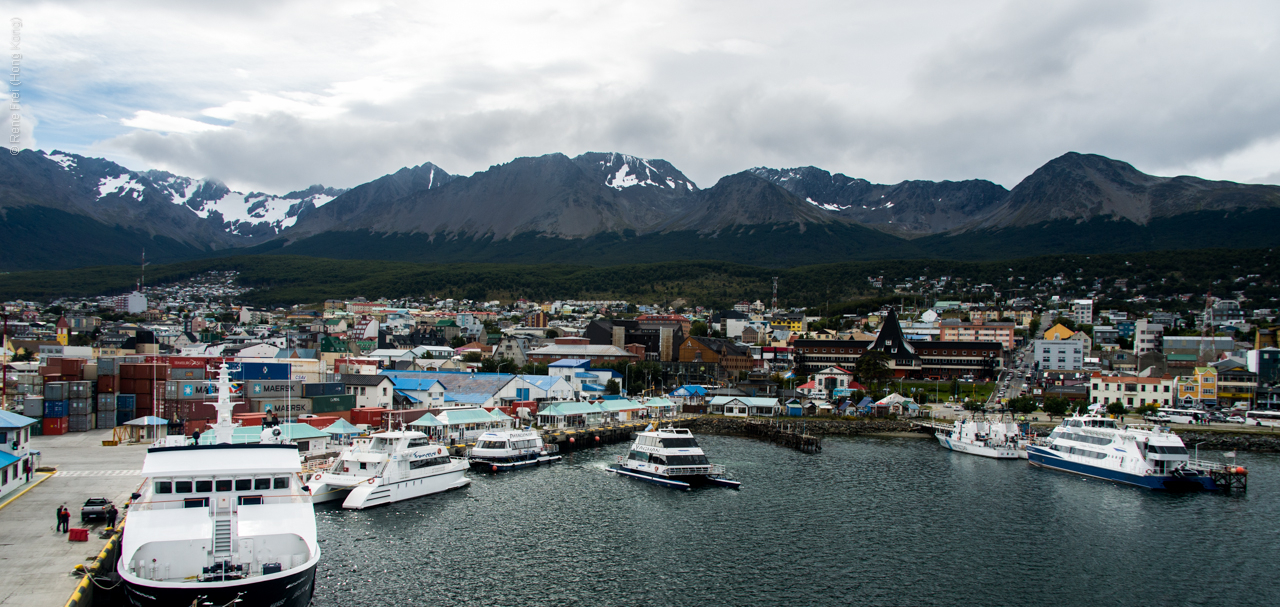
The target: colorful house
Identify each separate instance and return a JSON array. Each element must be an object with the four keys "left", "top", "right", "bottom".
[{"left": 1177, "top": 367, "right": 1218, "bottom": 407}]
